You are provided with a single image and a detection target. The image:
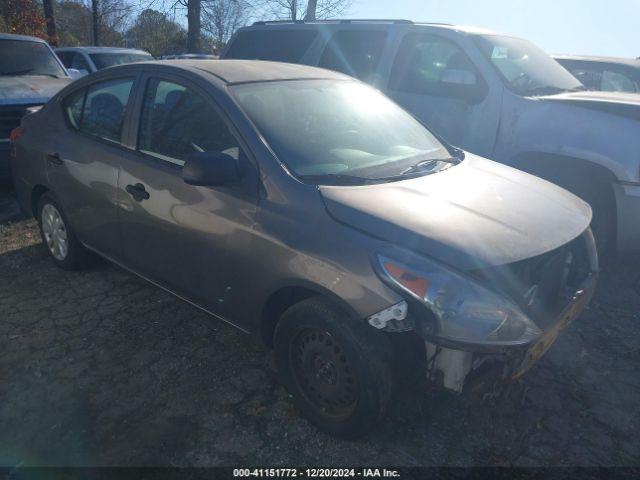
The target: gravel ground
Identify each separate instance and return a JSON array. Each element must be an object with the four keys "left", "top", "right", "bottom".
[{"left": 1, "top": 190, "right": 639, "bottom": 467}]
